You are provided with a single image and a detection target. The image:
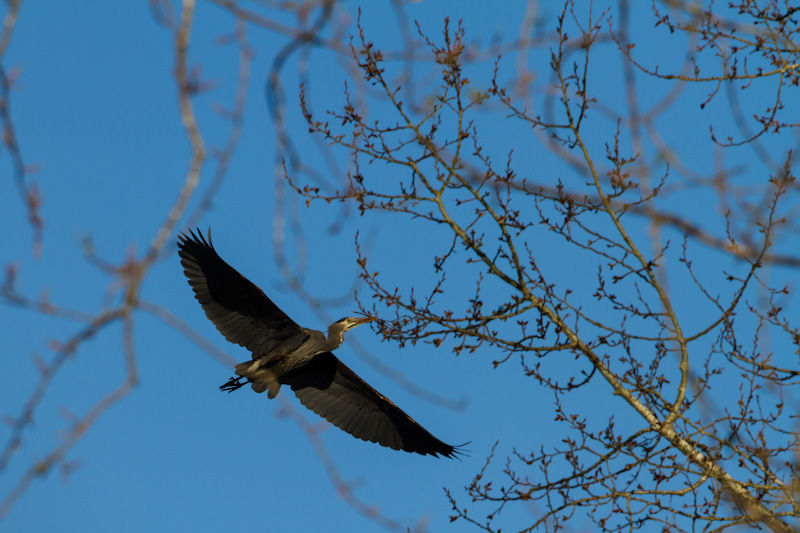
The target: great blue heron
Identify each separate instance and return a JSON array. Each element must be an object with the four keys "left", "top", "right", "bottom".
[{"left": 178, "top": 229, "right": 460, "bottom": 458}]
